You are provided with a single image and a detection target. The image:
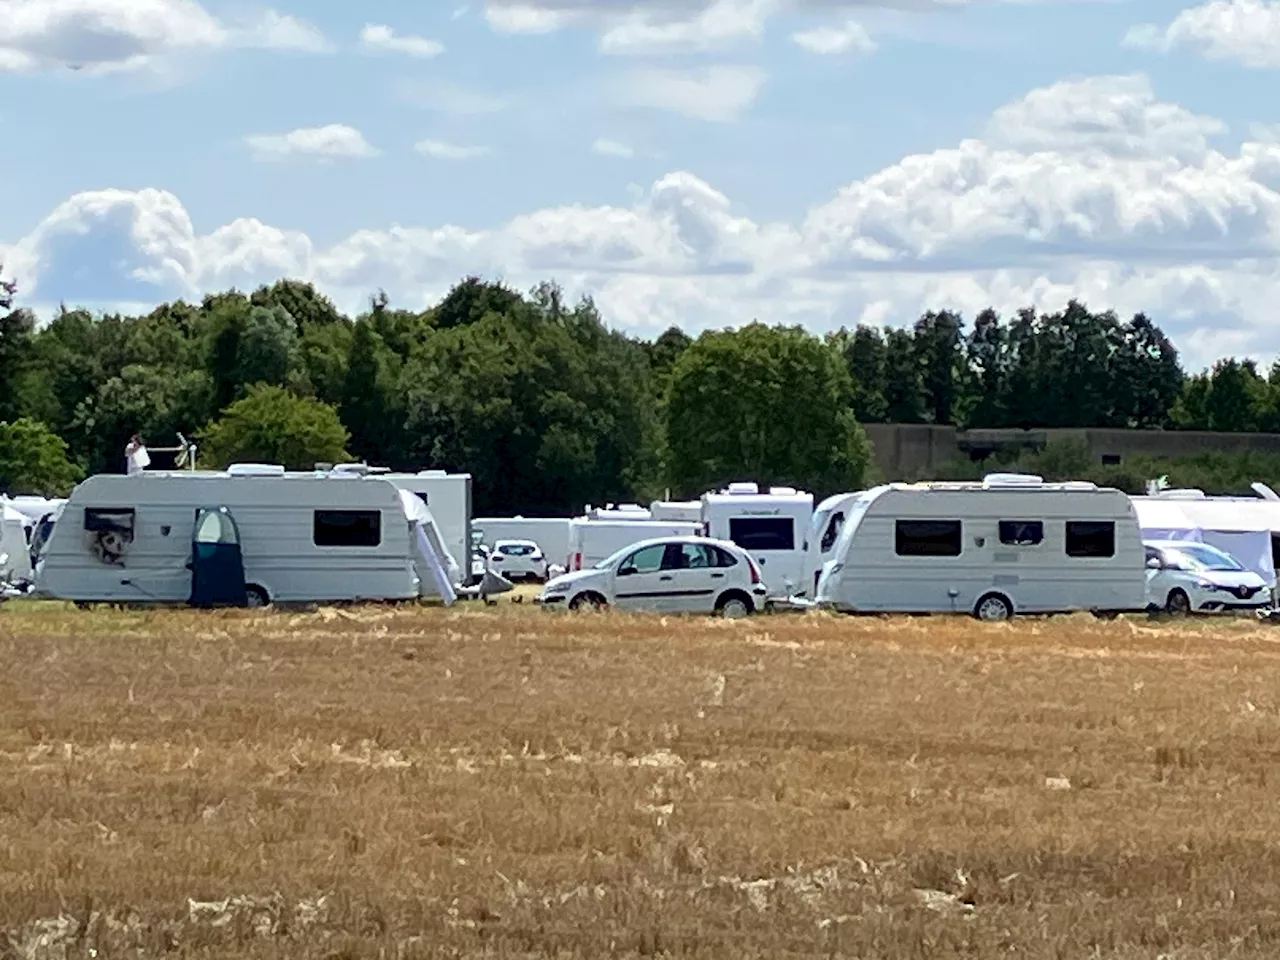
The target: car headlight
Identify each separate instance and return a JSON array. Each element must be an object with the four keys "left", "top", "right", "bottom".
[{"left": 1196, "top": 580, "right": 1217, "bottom": 590}]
